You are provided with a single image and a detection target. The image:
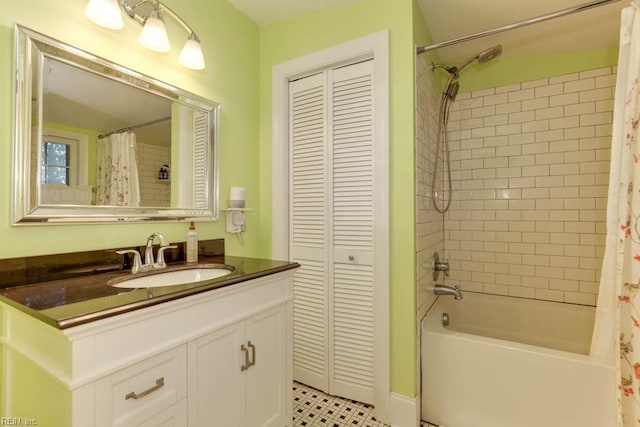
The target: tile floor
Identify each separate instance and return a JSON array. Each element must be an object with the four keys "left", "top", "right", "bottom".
[{"left": 292, "top": 382, "right": 390, "bottom": 427}]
